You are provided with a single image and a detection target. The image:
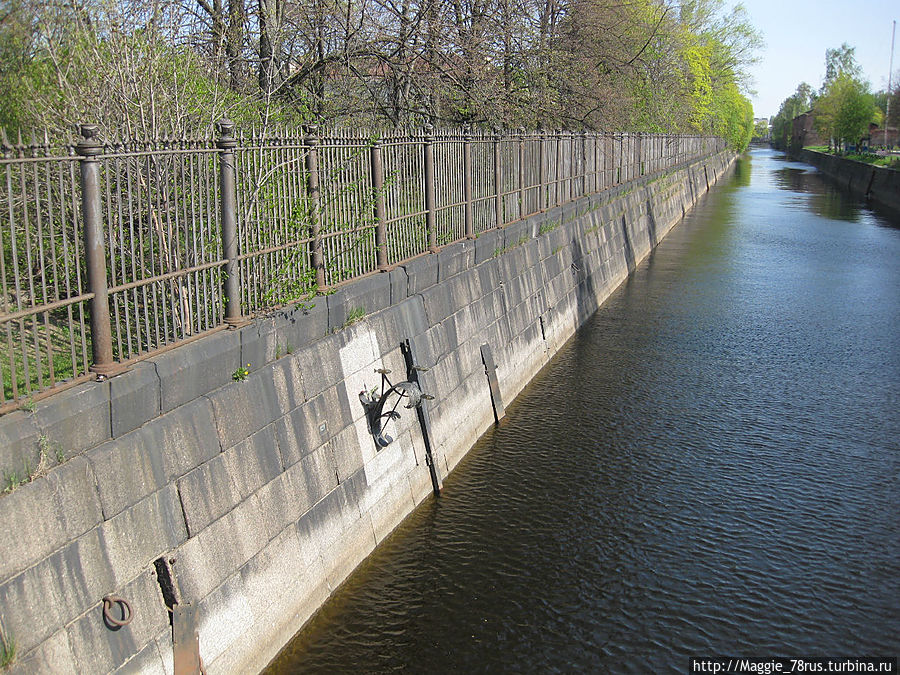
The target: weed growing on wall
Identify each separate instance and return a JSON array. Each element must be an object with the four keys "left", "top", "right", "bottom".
[
  {"left": 343, "top": 307, "right": 366, "bottom": 328},
  {"left": 0, "top": 620, "right": 15, "bottom": 670},
  {"left": 539, "top": 220, "right": 560, "bottom": 235}
]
